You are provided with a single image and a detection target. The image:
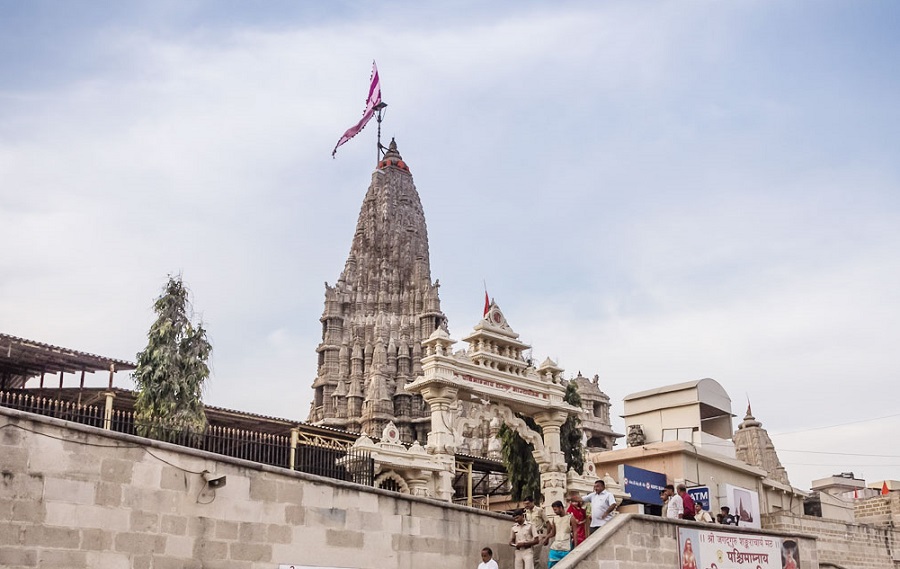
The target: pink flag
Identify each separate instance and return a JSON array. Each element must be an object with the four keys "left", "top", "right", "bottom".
[{"left": 332, "top": 62, "right": 382, "bottom": 157}]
